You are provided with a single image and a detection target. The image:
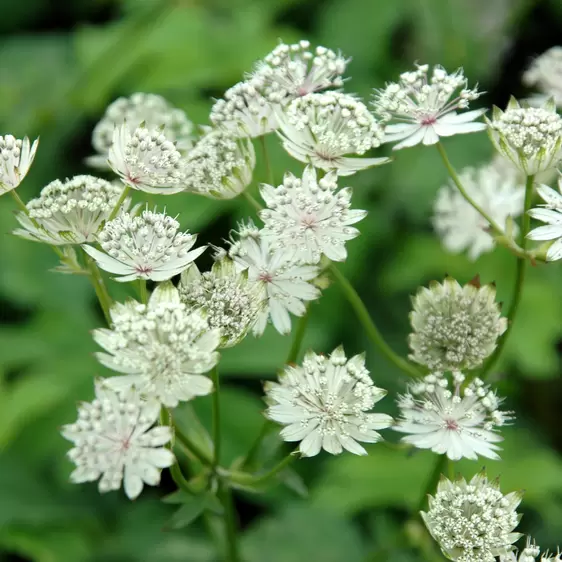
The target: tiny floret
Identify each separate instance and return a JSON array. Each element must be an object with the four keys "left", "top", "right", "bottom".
[
  {"left": 523, "top": 47, "right": 562, "bottom": 107},
  {"left": 259, "top": 166, "right": 367, "bottom": 264},
  {"left": 0, "top": 135, "right": 39, "bottom": 194},
  {"left": 373, "top": 64, "right": 486, "bottom": 150},
  {"left": 93, "top": 283, "right": 220, "bottom": 407},
  {"left": 487, "top": 97, "right": 562, "bottom": 175},
  {"left": 264, "top": 345, "right": 392, "bottom": 457},
  {"left": 61, "top": 380, "right": 175, "bottom": 500},
  {"left": 500, "top": 537, "right": 542, "bottom": 562},
  {"left": 409, "top": 277, "right": 507, "bottom": 371},
  {"left": 276, "top": 91, "right": 389, "bottom": 175},
  {"left": 422, "top": 472, "right": 522, "bottom": 562},
  {"left": 82, "top": 208, "right": 205, "bottom": 282},
  {"left": 394, "top": 372, "right": 511, "bottom": 461},
  {"left": 14, "top": 175, "right": 128, "bottom": 245}
]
